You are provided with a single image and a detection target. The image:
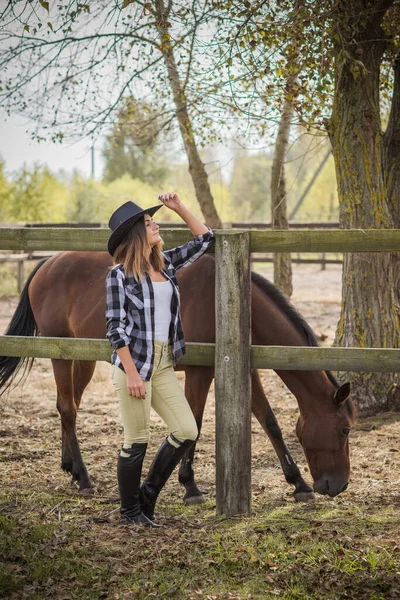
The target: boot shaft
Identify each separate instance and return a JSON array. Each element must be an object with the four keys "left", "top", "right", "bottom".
[
  {"left": 117, "top": 442, "right": 147, "bottom": 518},
  {"left": 140, "top": 438, "right": 194, "bottom": 519}
]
